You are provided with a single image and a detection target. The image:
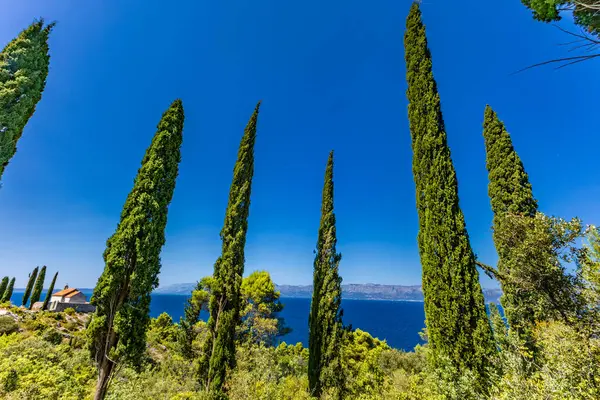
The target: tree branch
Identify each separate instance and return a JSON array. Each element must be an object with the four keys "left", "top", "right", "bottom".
[{"left": 475, "top": 260, "right": 504, "bottom": 281}]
